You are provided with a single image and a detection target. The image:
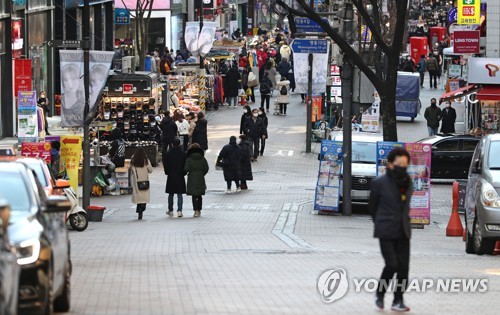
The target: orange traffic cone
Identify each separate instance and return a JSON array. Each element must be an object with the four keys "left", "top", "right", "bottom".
[
  {"left": 446, "top": 181, "right": 464, "bottom": 237},
  {"left": 494, "top": 241, "right": 500, "bottom": 255}
]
